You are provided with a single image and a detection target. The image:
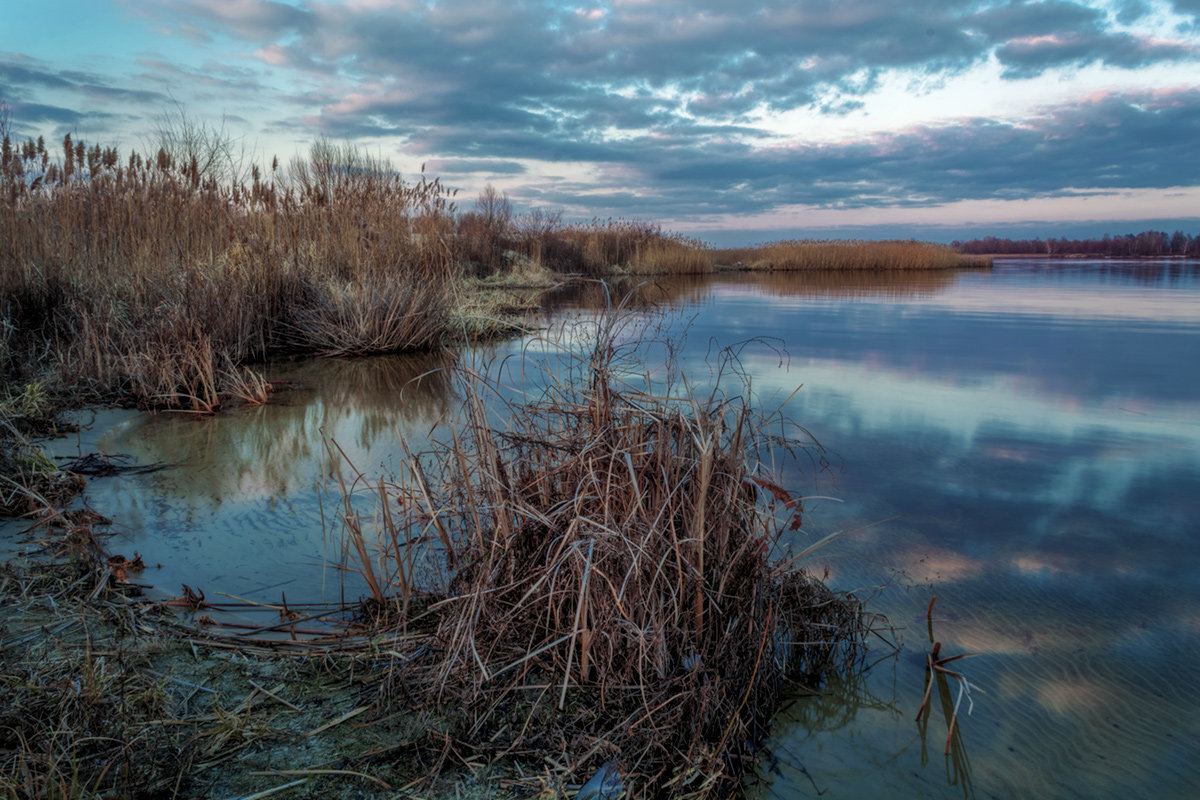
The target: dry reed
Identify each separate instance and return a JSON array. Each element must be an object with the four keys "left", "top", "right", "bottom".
[
  {"left": 1, "top": 132, "right": 720, "bottom": 411},
  {"left": 529, "top": 218, "right": 713, "bottom": 275},
  {"left": 0, "top": 132, "right": 457, "bottom": 409},
  {"left": 335, "top": 309, "right": 866, "bottom": 797}
]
